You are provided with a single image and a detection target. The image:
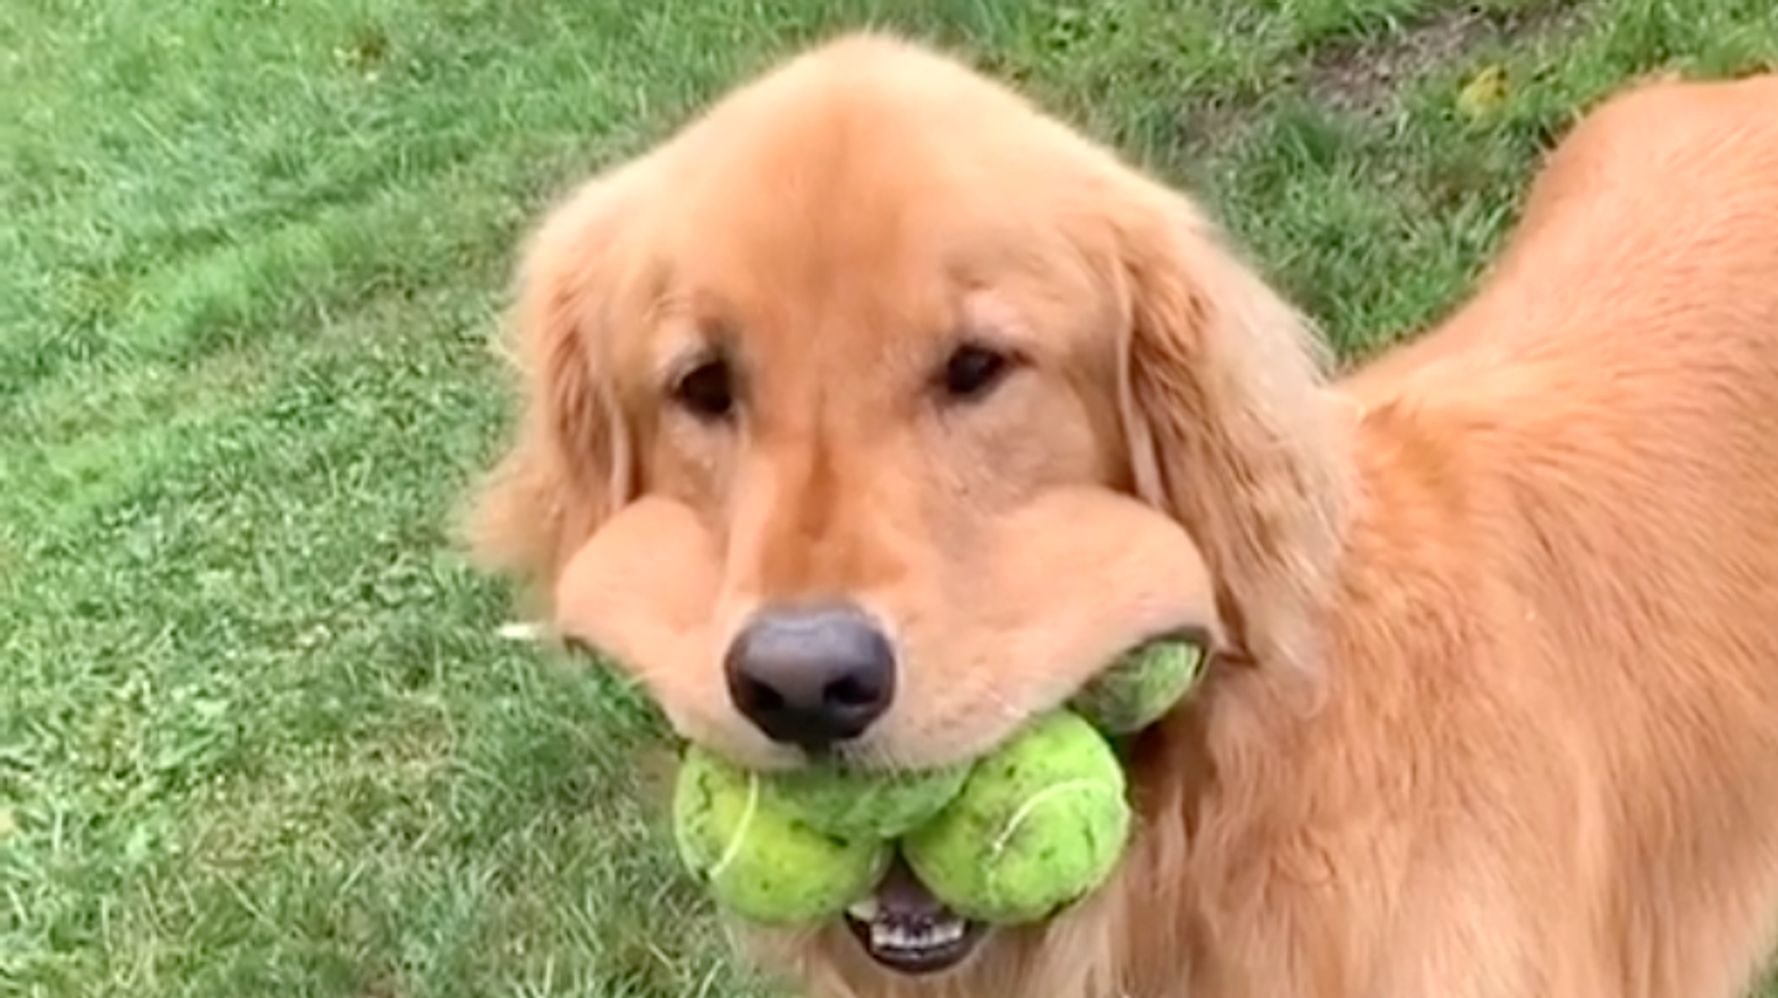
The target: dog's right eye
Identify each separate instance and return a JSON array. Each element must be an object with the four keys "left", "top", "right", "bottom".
[
  {"left": 672, "top": 357, "right": 736, "bottom": 421},
  {"left": 940, "top": 342, "right": 1015, "bottom": 402}
]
